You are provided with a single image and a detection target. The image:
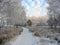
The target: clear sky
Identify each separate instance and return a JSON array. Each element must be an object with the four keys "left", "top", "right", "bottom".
[{"left": 22, "top": 0, "right": 48, "bottom": 17}]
